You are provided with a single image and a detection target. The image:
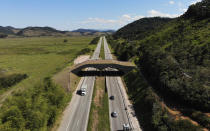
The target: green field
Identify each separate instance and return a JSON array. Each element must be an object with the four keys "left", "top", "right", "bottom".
[
  {"left": 0, "top": 36, "right": 97, "bottom": 130},
  {"left": 0, "top": 36, "right": 95, "bottom": 99}
]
